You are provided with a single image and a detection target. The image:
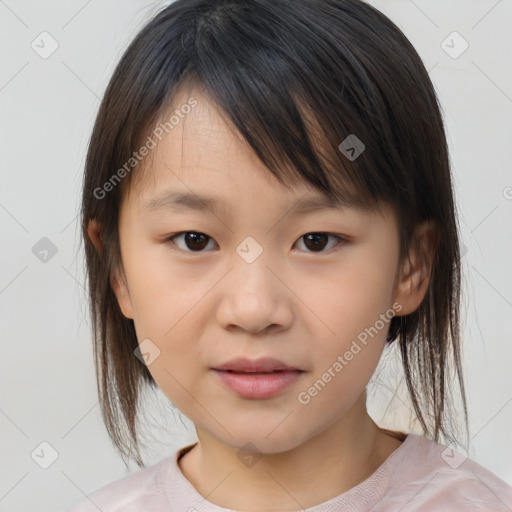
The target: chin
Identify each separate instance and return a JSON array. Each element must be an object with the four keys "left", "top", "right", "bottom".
[{"left": 211, "top": 421, "right": 311, "bottom": 455}]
